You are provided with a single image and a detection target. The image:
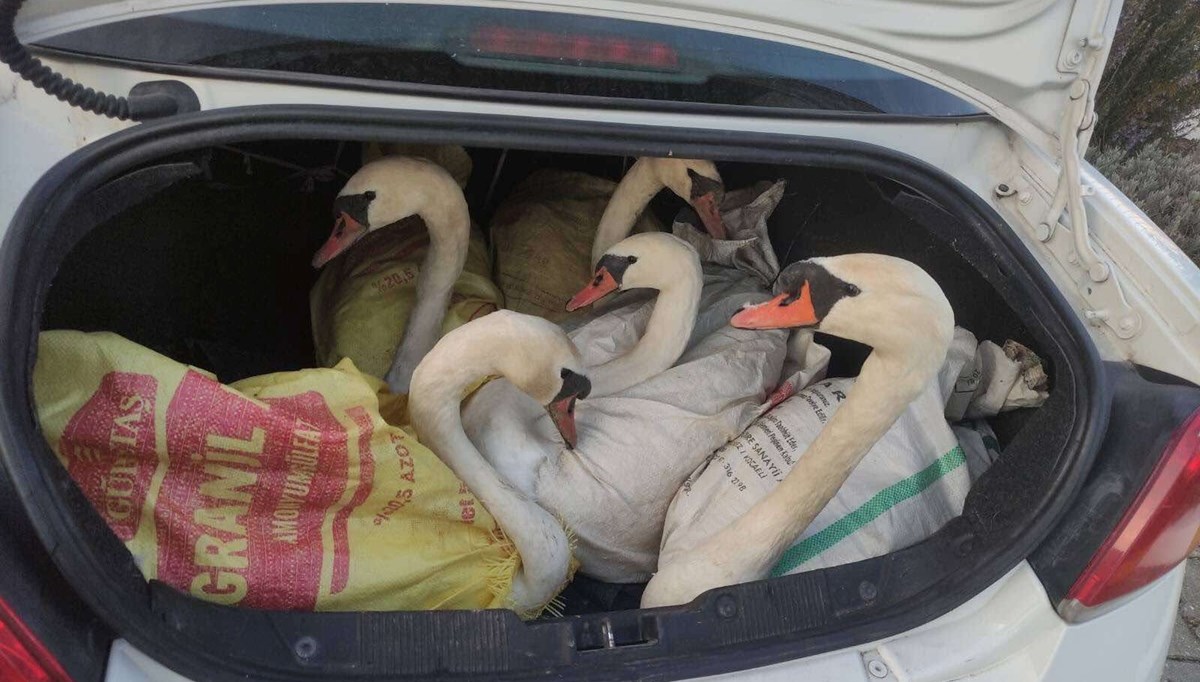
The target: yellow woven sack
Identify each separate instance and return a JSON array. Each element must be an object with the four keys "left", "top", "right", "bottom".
[
  {"left": 311, "top": 220, "right": 501, "bottom": 380},
  {"left": 33, "top": 330, "right": 526, "bottom": 613},
  {"left": 361, "top": 142, "right": 473, "bottom": 188},
  {"left": 490, "top": 169, "right": 661, "bottom": 323}
]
